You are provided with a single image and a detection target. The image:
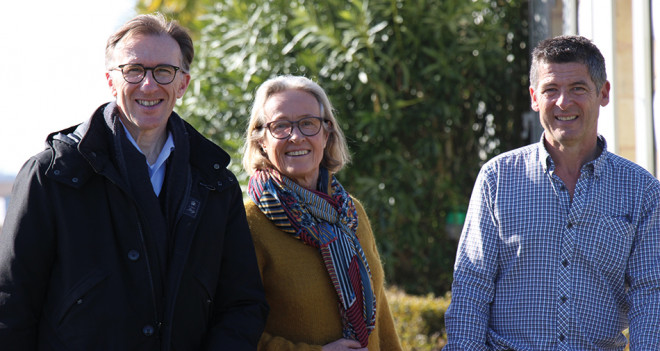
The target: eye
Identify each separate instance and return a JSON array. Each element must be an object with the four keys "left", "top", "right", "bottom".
[
  {"left": 300, "top": 119, "right": 315, "bottom": 127},
  {"left": 124, "top": 65, "right": 144, "bottom": 75},
  {"left": 154, "top": 65, "right": 175, "bottom": 76},
  {"left": 271, "top": 121, "right": 290, "bottom": 130}
]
